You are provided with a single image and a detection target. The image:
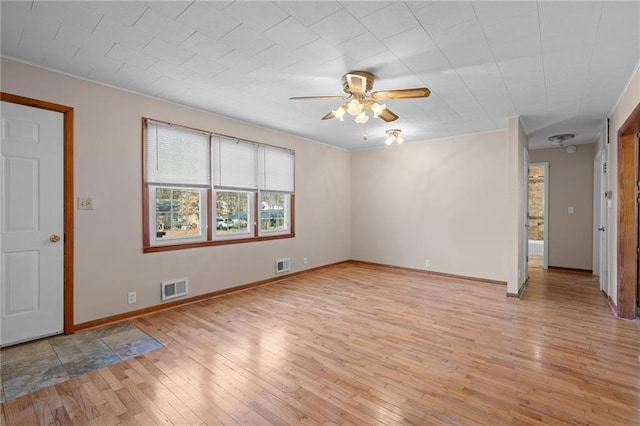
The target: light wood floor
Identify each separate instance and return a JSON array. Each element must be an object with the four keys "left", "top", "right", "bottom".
[{"left": 2, "top": 262, "right": 639, "bottom": 425}]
